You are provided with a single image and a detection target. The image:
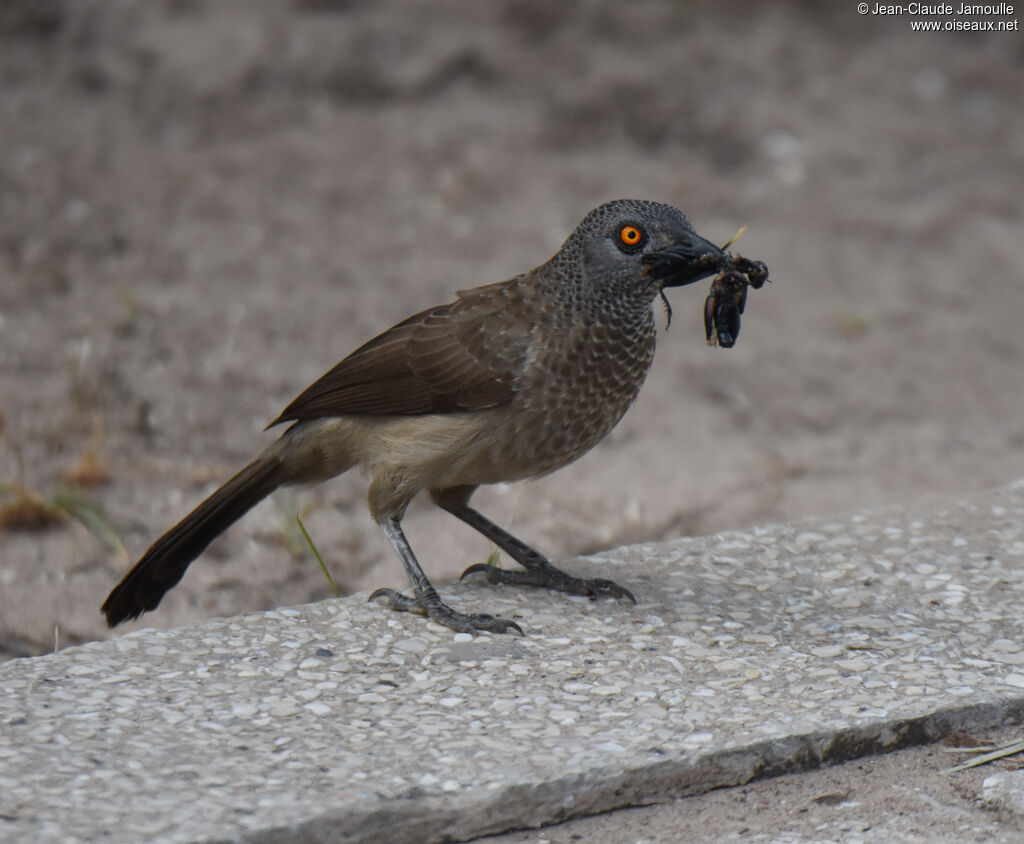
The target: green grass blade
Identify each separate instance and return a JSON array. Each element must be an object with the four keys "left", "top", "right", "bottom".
[
  {"left": 48, "top": 489, "right": 125, "bottom": 554},
  {"left": 296, "top": 513, "right": 340, "bottom": 597}
]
